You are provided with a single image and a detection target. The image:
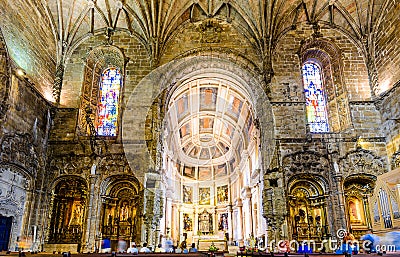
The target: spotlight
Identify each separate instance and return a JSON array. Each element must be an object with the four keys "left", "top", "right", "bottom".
[{"left": 16, "top": 69, "right": 25, "bottom": 77}]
